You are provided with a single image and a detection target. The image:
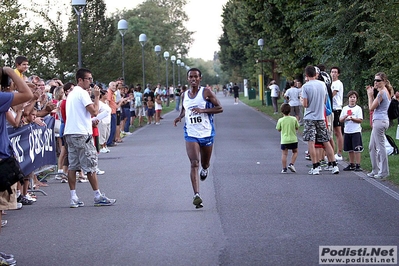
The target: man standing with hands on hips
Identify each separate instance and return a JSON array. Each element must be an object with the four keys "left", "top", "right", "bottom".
[
  {"left": 64, "top": 68, "right": 116, "bottom": 208},
  {"left": 174, "top": 68, "right": 223, "bottom": 209}
]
